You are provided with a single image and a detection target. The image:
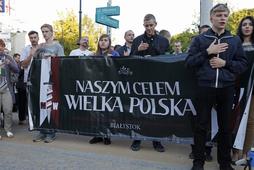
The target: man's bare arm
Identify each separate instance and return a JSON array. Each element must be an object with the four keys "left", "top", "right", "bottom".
[{"left": 21, "top": 47, "right": 38, "bottom": 68}]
